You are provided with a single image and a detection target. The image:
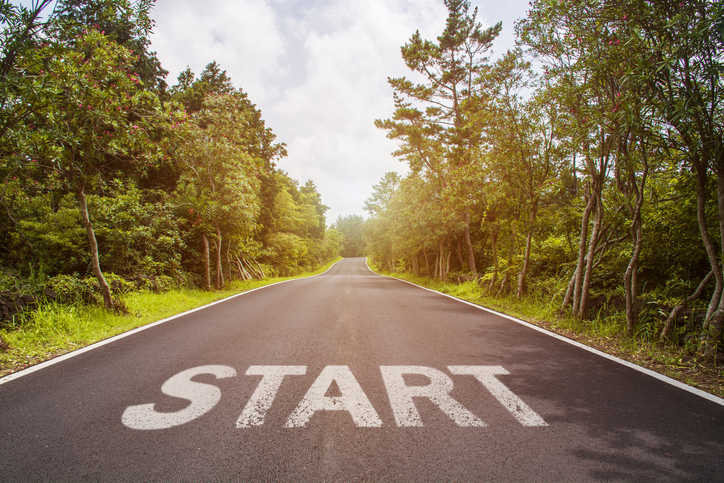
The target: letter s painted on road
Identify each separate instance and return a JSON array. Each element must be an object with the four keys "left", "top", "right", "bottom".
[{"left": 122, "top": 365, "right": 236, "bottom": 430}]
